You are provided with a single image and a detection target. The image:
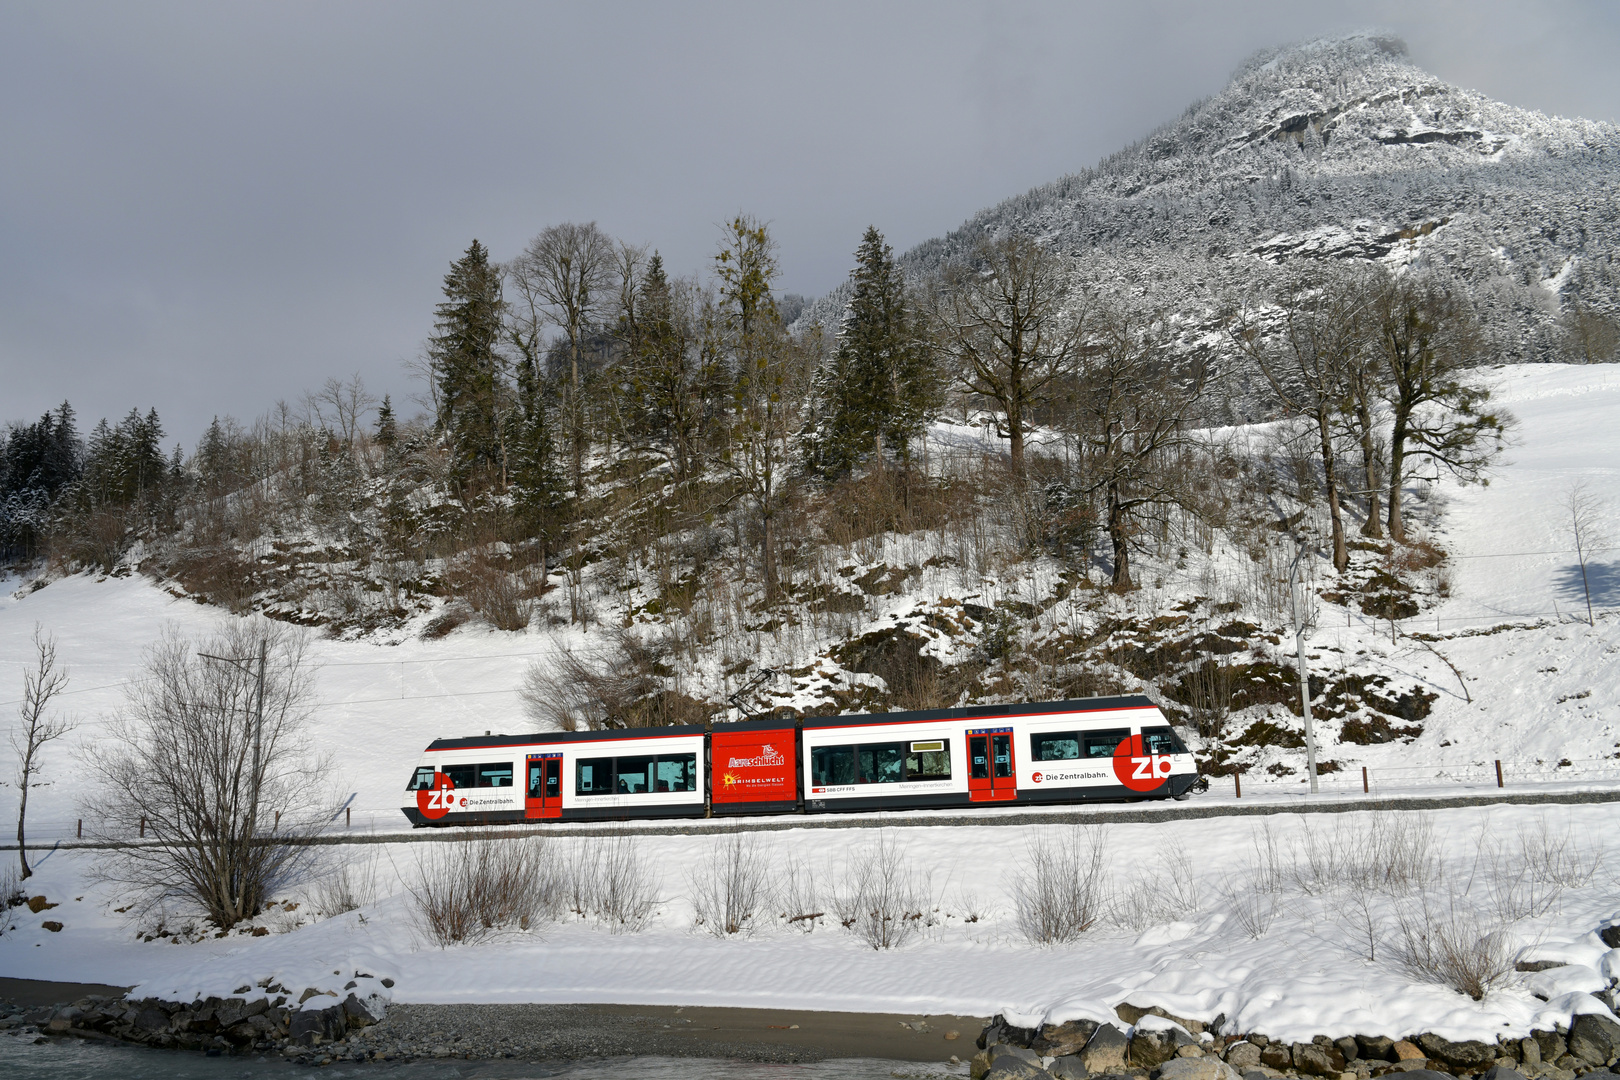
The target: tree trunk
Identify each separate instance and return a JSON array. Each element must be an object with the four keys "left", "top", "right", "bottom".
[
  {"left": 761, "top": 507, "right": 777, "bottom": 601},
  {"left": 1386, "top": 405, "right": 1410, "bottom": 543},
  {"left": 16, "top": 767, "right": 30, "bottom": 879},
  {"left": 1006, "top": 396, "right": 1025, "bottom": 479},
  {"left": 1108, "top": 484, "right": 1132, "bottom": 590},
  {"left": 1315, "top": 406, "right": 1348, "bottom": 573},
  {"left": 1355, "top": 397, "right": 1384, "bottom": 539}
]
